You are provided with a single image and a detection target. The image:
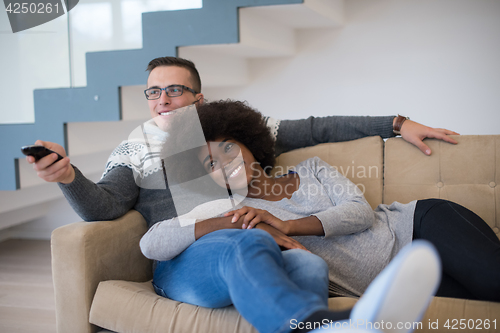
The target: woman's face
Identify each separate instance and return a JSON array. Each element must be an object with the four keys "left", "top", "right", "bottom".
[{"left": 197, "top": 138, "right": 258, "bottom": 192}]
